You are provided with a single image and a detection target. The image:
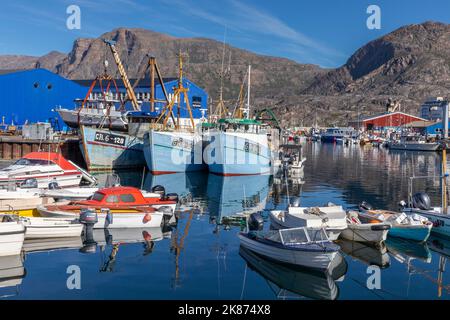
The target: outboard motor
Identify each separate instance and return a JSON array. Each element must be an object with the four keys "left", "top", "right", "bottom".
[
  {"left": 79, "top": 208, "right": 98, "bottom": 254},
  {"left": 248, "top": 212, "right": 264, "bottom": 231},
  {"left": 412, "top": 192, "right": 431, "bottom": 210},
  {"left": 152, "top": 185, "right": 166, "bottom": 198},
  {"left": 21, "top": 178, "right": 38, "bottom": 189},
  {"left": 164, "top": 193, "right": 179, "bottom": 202},
  {"left": 158, "top": 206, "right": 175, "bottom": 225},
  {"left": 359, "top": 201, "right": 373, "bottom": 211},
  {"left": 48, "top": 181, "right": 60, "bottom": 190}
]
